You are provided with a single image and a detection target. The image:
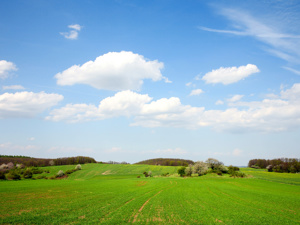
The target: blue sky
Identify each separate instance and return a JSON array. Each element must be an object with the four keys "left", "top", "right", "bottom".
[{"left": 0, "top": 0, "right": 300, "bottom": 166}]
